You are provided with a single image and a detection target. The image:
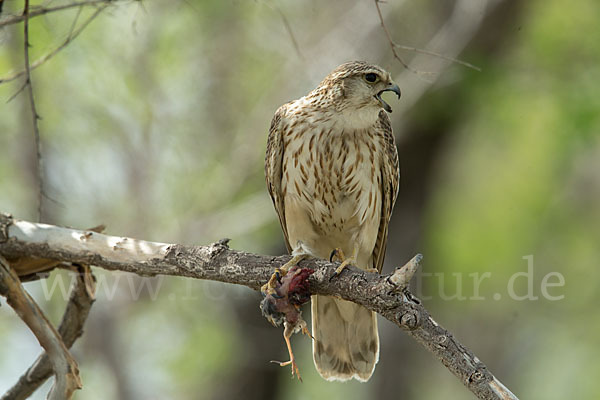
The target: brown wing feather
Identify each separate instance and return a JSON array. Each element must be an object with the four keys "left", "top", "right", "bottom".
[
  {"left": 265, "top": 104, "right": 292, "bottom": 253},
  {"left": 372, "top": 111, "right": 400, "bottom": 273}
]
